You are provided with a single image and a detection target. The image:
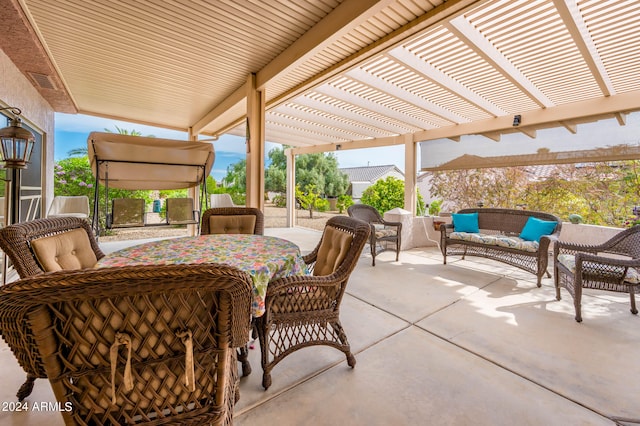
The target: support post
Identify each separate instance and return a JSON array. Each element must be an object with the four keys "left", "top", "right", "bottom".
[
  {"left": 285, "top": 148, "right": 295, "bottom": 227},
  {"left": 246, "top": 73, "right": 265, "bottom": 210},
  {"left": 404, "top": 134, "right": 417, "bottom": 216},
  {"left": 187, "top": 127, "right": 199, "bottom": 236}
]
